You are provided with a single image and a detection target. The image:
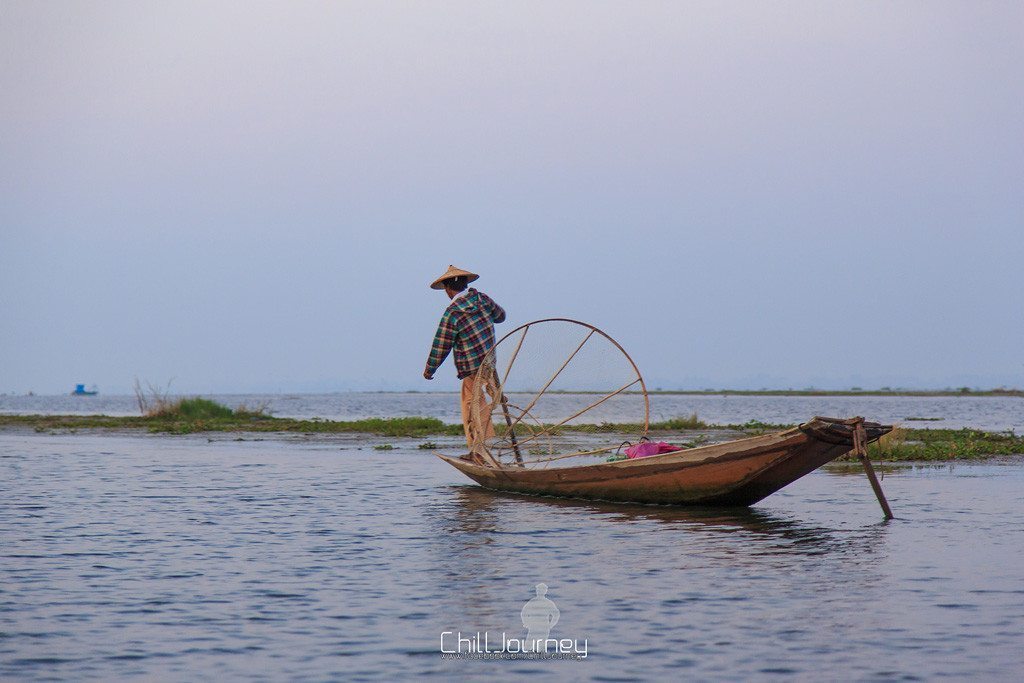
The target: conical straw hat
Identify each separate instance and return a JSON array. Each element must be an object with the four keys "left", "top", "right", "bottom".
[{"left": 430, "top": 264, "right": 480, "bottom": 290}]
